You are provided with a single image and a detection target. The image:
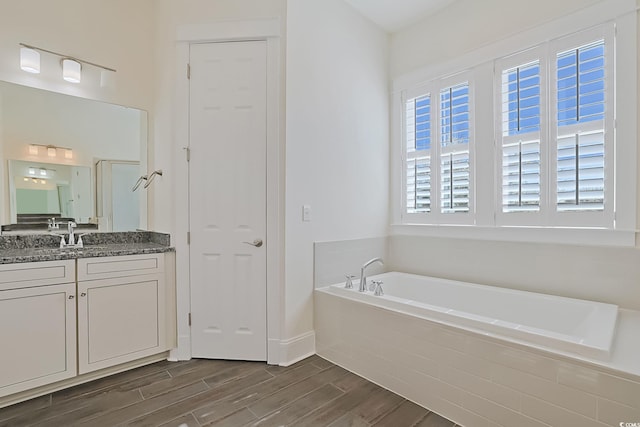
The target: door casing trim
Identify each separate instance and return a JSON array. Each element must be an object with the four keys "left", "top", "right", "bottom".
[{"left": 173, "top": 18, "right": 284, "bottom": 364}]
